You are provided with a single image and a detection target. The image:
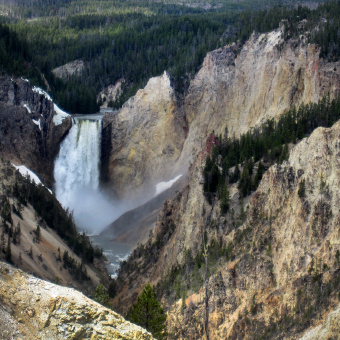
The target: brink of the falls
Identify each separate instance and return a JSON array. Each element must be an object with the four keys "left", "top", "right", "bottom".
[{"left": 54, "top": 116, "right": 119, "bottom": 235}]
